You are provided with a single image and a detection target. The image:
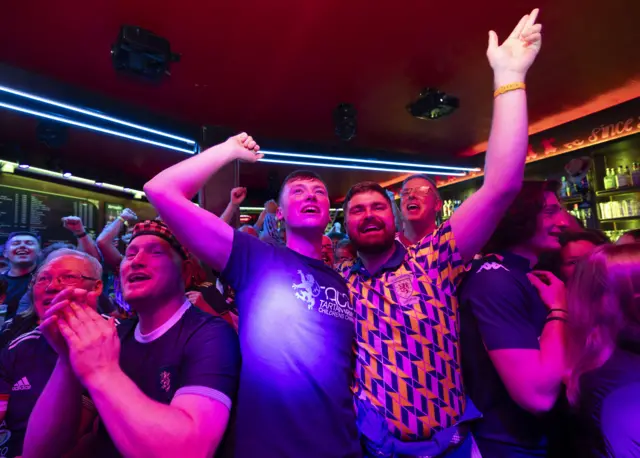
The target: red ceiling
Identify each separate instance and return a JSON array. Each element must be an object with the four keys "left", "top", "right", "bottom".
[{"left": 0, "top": 0, "right": 639, "bottom": 197}]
